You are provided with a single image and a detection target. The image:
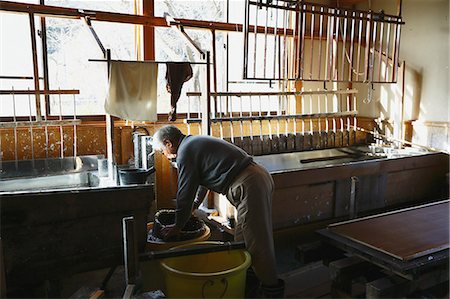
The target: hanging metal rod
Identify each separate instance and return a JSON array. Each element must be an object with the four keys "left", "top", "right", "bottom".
[
  {"left": 184, "top": 111, "right": 357, "bottom": 124},
  {"left": 248, "top": 0, "right": 404, "bottom": 22},
  {"left": 187, "top": 89, "right": 358, "bottom": 97},
  {"left": 88, "top": 59, "right": 207, "bottom": 65},
  {"left": 0, "top": 119, "right": 81, "bottom": 128},
  {"left": 0, "top": 89, "right": 79, "bottom": 95},
  {"left": 0, "top": 76, "right": 44, "bottom": 80}
]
